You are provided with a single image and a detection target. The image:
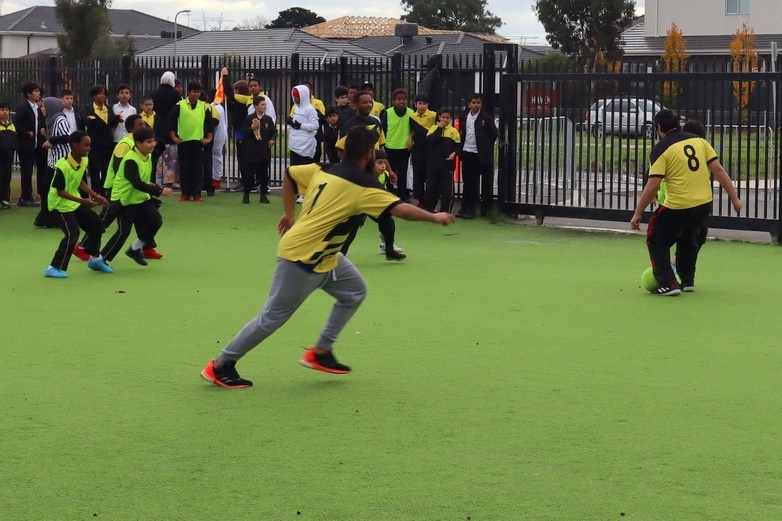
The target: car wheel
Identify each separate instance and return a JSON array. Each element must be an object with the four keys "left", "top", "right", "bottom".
[
  {"left": 591, "top": 124, "right": 604, "bottom": 138},
  {"left": 642, "top": 123, "right": 654, "bottom": 140}
]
